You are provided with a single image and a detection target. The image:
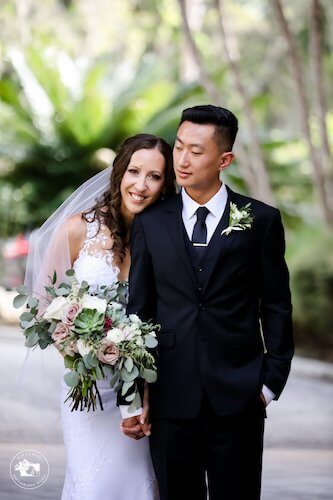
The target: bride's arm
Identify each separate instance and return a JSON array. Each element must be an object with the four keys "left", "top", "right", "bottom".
[{"left": 66, "top": 214, "right": 86, "bottom": 266}]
